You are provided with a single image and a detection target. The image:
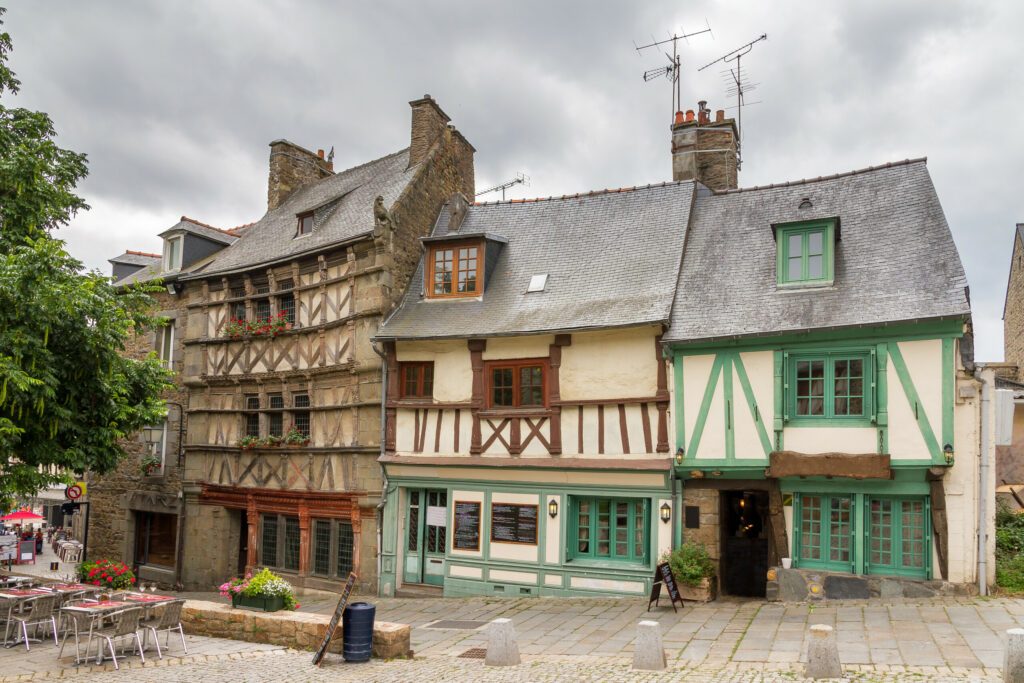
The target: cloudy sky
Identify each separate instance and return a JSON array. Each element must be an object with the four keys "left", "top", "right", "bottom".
[{"left": 5, "top": 1, "right": 1022, "bottom": 359}]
